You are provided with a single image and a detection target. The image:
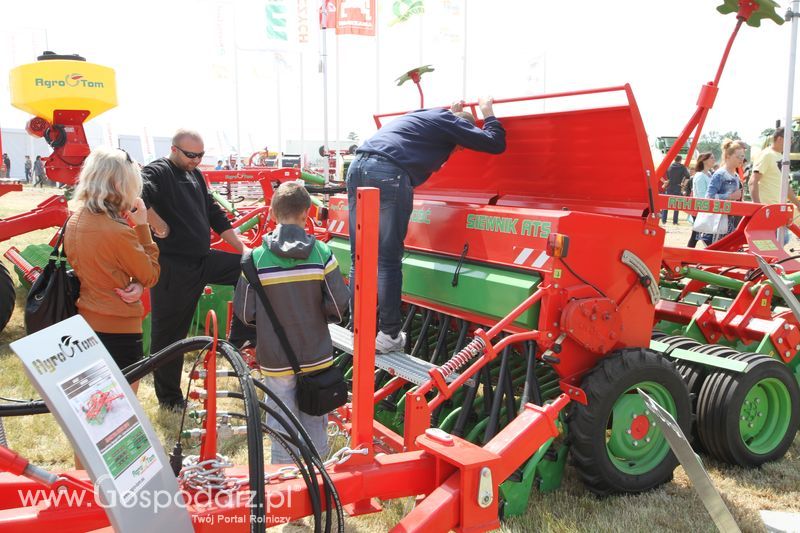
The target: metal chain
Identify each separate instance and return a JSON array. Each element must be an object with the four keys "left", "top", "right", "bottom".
[
  {"left": 264, "top": 446, "right": 369, "bottom": 484},
  {"left": 327, "top": 420, "right": 349, "bottom": 439},
  {"left": 179, "top": 454, "right": 243, "bottom": 493}
]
